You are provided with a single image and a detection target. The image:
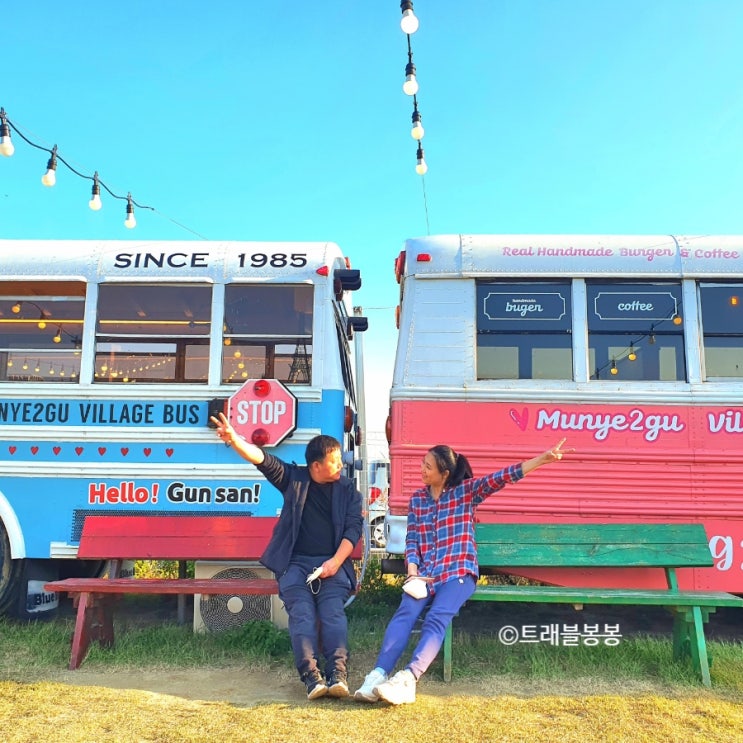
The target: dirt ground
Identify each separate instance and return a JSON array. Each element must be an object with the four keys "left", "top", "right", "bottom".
[{"left": 43, "top": 598, "right": 742, "bottom": 707}]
